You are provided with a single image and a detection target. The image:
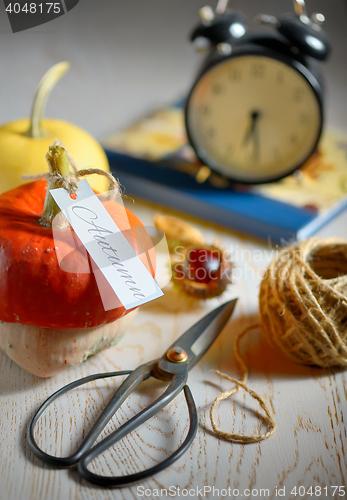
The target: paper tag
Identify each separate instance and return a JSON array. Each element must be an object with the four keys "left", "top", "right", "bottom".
[{"left": 50, "top": 180, "right": 163, "bottom": 310}]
